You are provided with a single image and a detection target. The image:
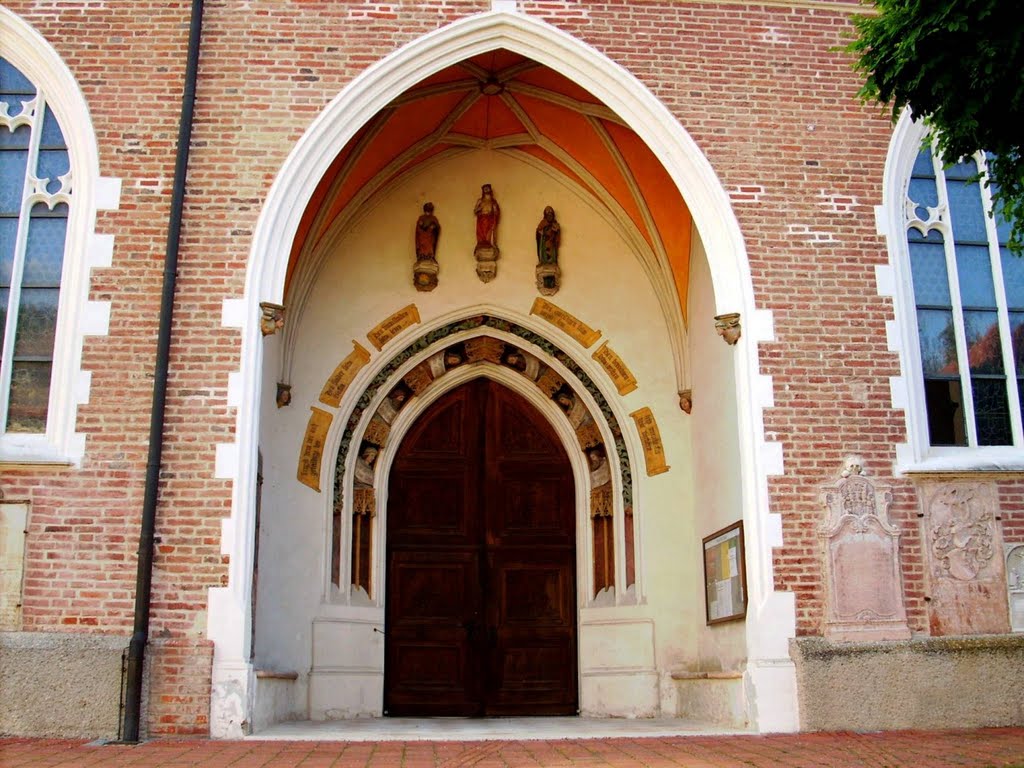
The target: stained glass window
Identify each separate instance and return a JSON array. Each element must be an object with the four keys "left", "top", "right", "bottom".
[
  {"left": 1, "top": 58, "right": 70, "bottom": 434},
  {"left": 905, "top": 147, "right": 1019, "bottom": 447}
]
